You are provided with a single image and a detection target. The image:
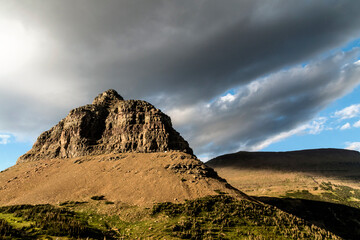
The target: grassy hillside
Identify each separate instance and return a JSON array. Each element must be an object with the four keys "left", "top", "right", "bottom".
[
  {"left": 0, "top": 194, "right": 340, "bottom": 239},
  {"left": 257, "top": 196, "right": 360, "bottom": 240},
  {"left": 207, "top": 149, "right": 360, "bottom": 239},
  {"left": 207, "top": 148, "right": 360, "bottom": 198}
]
